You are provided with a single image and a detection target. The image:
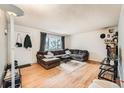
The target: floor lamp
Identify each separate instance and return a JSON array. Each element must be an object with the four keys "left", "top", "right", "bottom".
[{"left": 0, "top": 4, "right": 24, "bottom": 88}]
